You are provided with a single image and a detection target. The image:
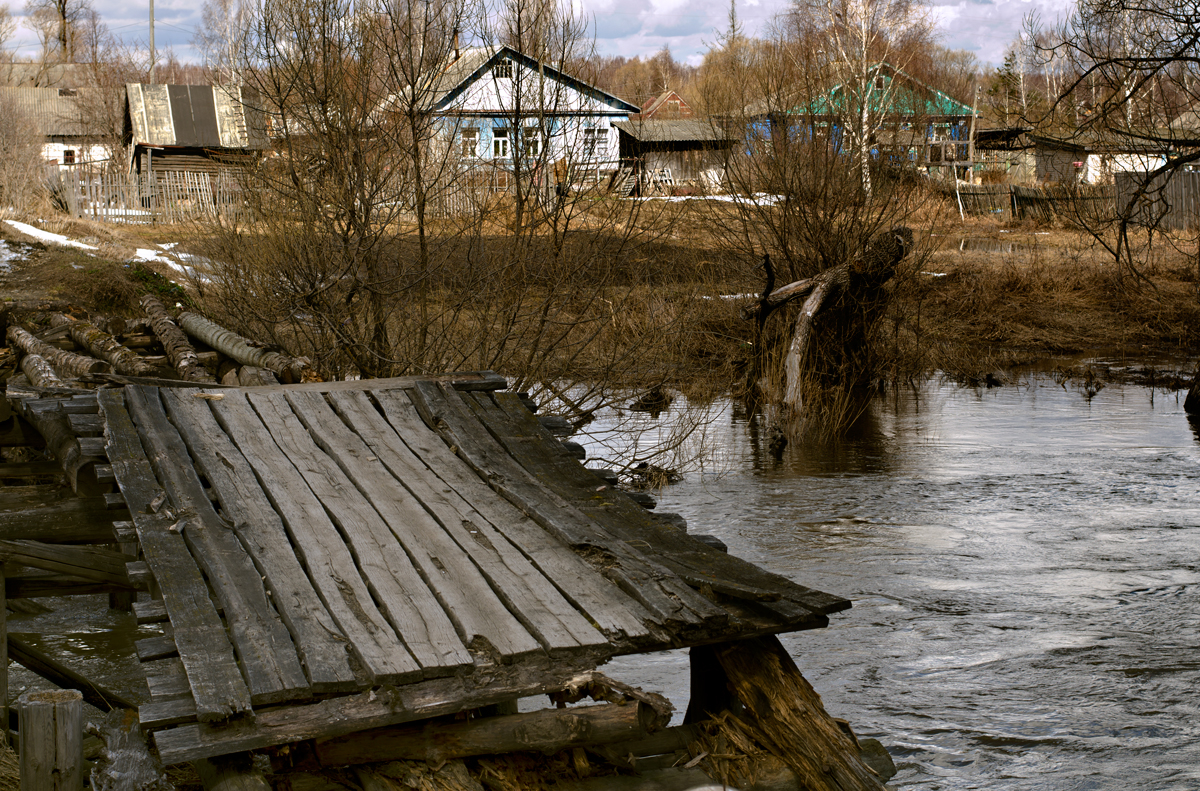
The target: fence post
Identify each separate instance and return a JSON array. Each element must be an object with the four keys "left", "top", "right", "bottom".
[{"left": 18, "top": 689, "right": 83, "bottom": 791}]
